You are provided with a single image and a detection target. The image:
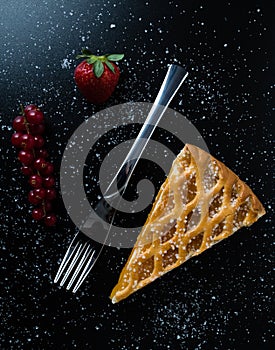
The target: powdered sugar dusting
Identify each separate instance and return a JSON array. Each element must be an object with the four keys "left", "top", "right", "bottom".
[{"left": 0, "top": 0, "right": 272, "bottom": 348}]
